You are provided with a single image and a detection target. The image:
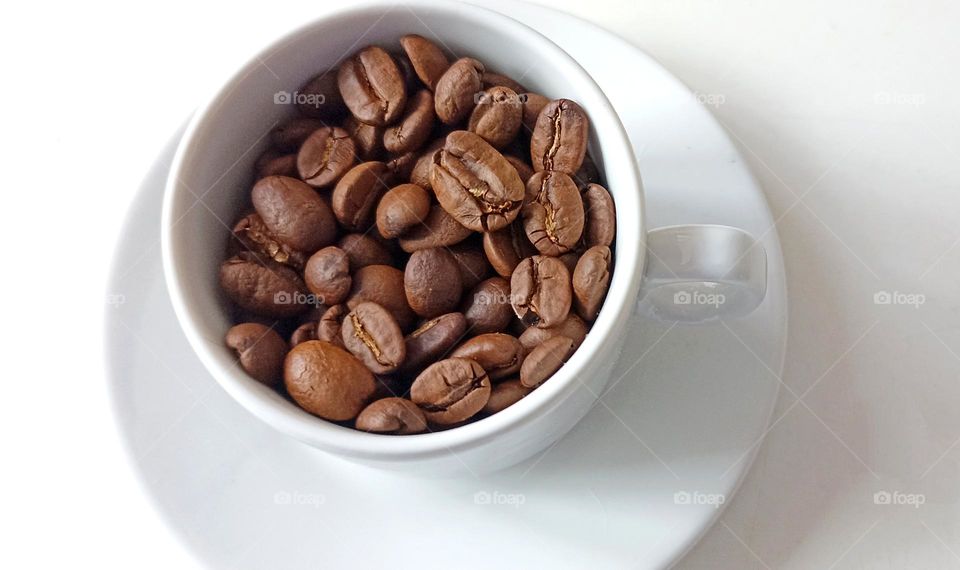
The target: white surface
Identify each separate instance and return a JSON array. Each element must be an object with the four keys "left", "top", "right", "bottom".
[
  {"left": 2, "top": 1, "right": 958, "bottom": 569},
  {"left": 104, "top": 3, "right": 785, "bottom": 568}
]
